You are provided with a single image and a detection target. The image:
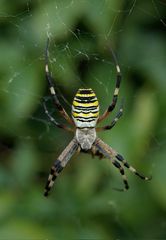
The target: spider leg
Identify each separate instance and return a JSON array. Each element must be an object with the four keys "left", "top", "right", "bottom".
[
  {"left": 94, "top": 138, "right": 151, "bottom": 185},
  {"left": 115, "top": 153, "right": 152, "bottom": 180},
  {"left": 96, "top": 101, "right": 123, "bottom": 131},
  {"left": 94, "top": 138, "right": 129, "bottom": 191},
  {"left": 43, "top": 99, "right": 74, "bottom": 132},
  {"left": 91, "top": 145, "right": 104, "bottom": 159},
  {"left": 45, "top": 38, "right": 74, "bottom": 125},
  {"left": 44, "top": 138, "right": 79, "bottom": 196},
  {"left": 98, "top": 45, "right": 122, "bottom": 123}
]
